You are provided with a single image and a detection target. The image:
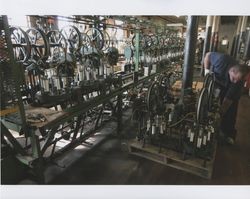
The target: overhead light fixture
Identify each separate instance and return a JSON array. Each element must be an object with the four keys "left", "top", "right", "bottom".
[{"left": 167, "top": 23, "right": 183, "bottom": 27}]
